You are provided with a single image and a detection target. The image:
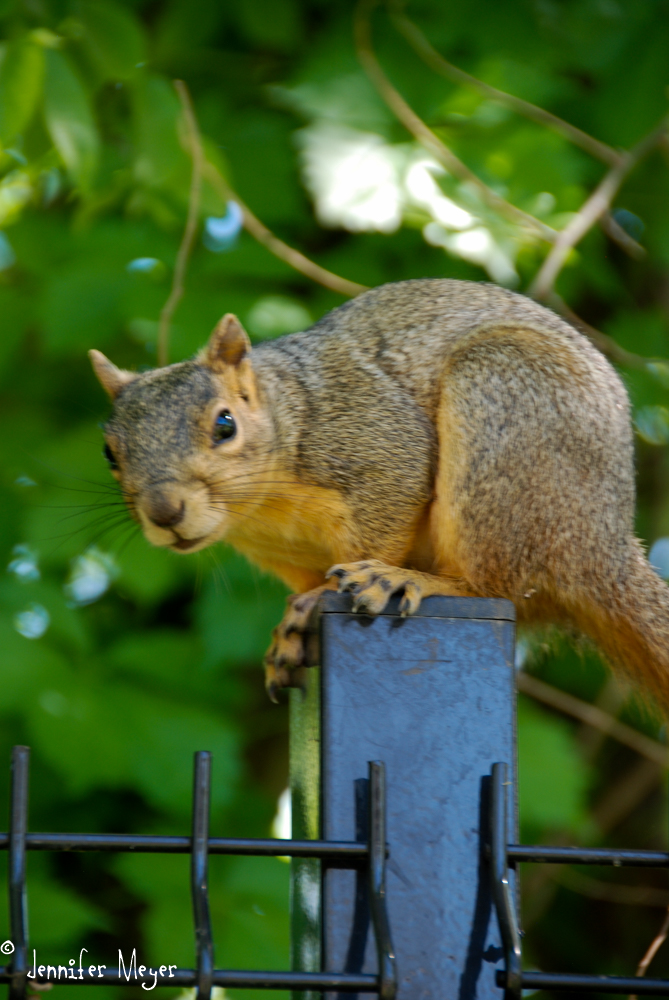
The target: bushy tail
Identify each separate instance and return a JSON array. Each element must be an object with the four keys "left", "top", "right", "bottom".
[{"left": 578, "top": 543, "right": 669, "bottom": 708}]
